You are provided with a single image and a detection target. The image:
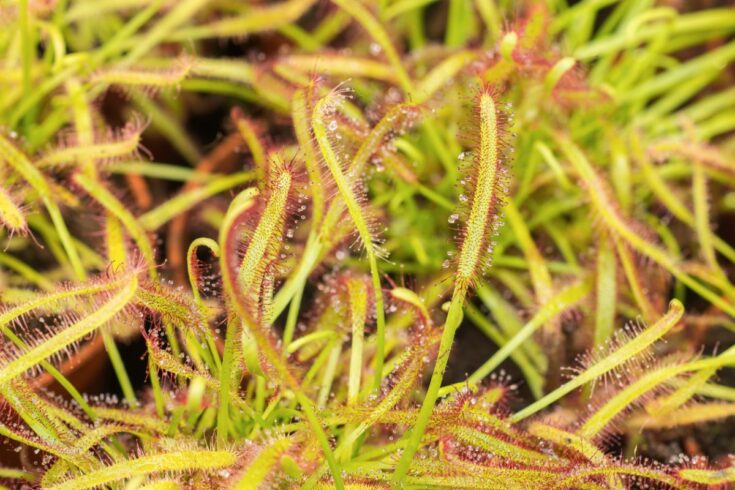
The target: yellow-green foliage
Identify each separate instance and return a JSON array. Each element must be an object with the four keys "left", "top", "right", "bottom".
[{"left": 1, "top": 1, "right": 735, "bottom": 489}]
